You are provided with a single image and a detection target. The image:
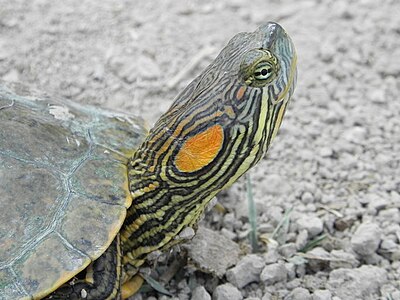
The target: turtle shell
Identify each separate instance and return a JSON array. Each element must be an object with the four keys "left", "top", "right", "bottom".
[{"left": 0, "top": 83, "right": 147, "bottom": 299}]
